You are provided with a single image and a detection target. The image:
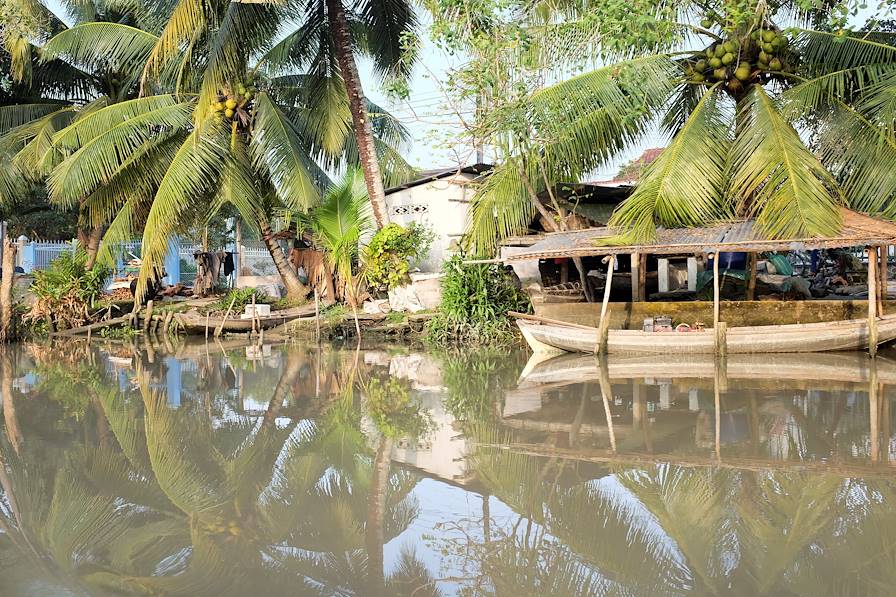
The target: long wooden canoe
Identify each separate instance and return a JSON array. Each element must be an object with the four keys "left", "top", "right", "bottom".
[
  {"left": 516, "top": 313, "right": 896, "bottom": 355},
  {"left": 517, "top": 351, "right": 896, "bottom": 387},
  {"left": 174, "top": 304, "right": 317, "bottom": 334}
]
